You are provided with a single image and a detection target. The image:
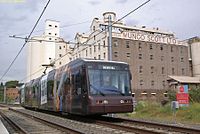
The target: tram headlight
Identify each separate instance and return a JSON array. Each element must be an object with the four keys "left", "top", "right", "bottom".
[
  {"left": 120, "top": 99, "right": 132, "bottom": 104},
  {"left": 103, "top": 100, "right": 108, "bottom": 104},
  {"left": 120, "top": 100, "right": 125, "bottom": 104},
  {"left": 96, "top": 100, "right": 108, "bottom": 104}
]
